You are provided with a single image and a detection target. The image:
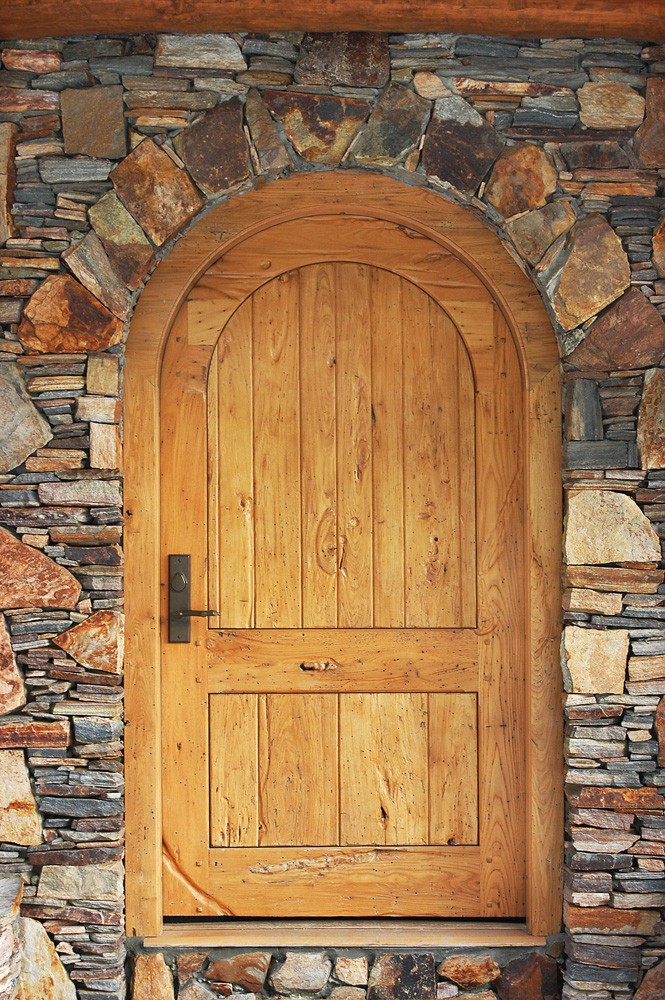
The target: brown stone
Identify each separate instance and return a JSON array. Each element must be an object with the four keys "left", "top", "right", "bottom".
[
  {"left": 422, "top": 95, "right": 503, "bottom": 196},
  {"left": 639, "top": 368, "right": 665, "bottom": 469},
  {"left": 296, "top": 32, "right": 389, "bottom": 88},
  {"left": 495, "top": 954, "right": 558, "bottom": 1000},
  {"left": 0, "top": 750, "right": 42, "bottom": 846},
  {"left": 53, "top": 610, "right": 123, "bottom": 674},
  {"left": 484, "top": 143, "right": 558, "bottom": 219},
  {"left": 636, "top": 78, "right": 665, "bottom": 168},
  {"left": 349, "top": 83, "right": 430, "bottom": 167},
  {"left": 560, "top": 140, "right": 631, "bottom": 171},
  {"left": 18, "top": 275, "right": 123, "bottom": 354},
  {"left": 563, "top": 626, "right": 629, "bottom": 695},
  {"left": 132, "top": 953, "right": 175, "bottom": 1000},
  {"left": 0, "top": 527, "right": 80, "bottom": 610},
  {"left": 0, "top": 613, "right": 25, "bottom": 715},
  {"left": 245, "top": 89, "right": 291, "bottom": 175},
  {"left": 0, "top": 122, "right": 17, "bottom": 246},
  {"left": 658, "top": 696, "right": 665, "bottom": 767},
  {"left": 654, "top": 216, "right": 665, "bottom": 279},
  {"left": 0, "top": 364, "right": 53, "bottom": 473},
  {"left": 543, "top": 214, "right": 630, "bottom": 332},
  {"left": 507, "top": 200, "right": 576, "bottom": 266},
  {"left": 264, "top": 91, "right": 370, "bottom": 165},
  {"left": 330, "top": 990, "right": 366, "bottom": 1000},
  {"left": 16, "top": 917, "right": 76, "bottom": 1000},
  {"left": 578, "top": 82, "right": 645, "bottom": 130},
  {"left": 569, "top": 786, "right": 665, "bottom": 812},
  {"left": 635, "top": 960, "right": 665, "bottom": 1000},
  {"left": 438, "top": 955, "right": 499, "bottom": 988},
  {"left": 2, "top": 48, "right": 61, "bottom": 73},
  {"left": 367, "top": 954, "right": 435, "bottom": 1000},
  {"left": 0, "top": 719, "right": 70, "bottom": 748},
  {"left": 174, "top": 99, "right": 250, "bottom": 196},
  {"left": 567, "top": 288, "right": 665, "bottom": 370},
  {"left": 205, "top": 953, "right": 271, "bottom": 991},
  {"left": 111, "top": 138, "right": 205, "bottom": 247},
  {"left": 0, "top": 88, "right": 59, "bottom": 114},
  {"left": 177, "top": 952, "right": 207, "bottom": 983},
  {"left": 88, "top": 191, "right": 155, "bottom": 291},
  {"left": 87, "top": 352, "right": 120, "bottom": 396},
  {"left": 565, "top": 901, "right": 661, "bottom": 935},
  {"left": 63, "top": 232, "right": 132, "bottom": 320},
  {"left": 565, "top": 490, "right": 661, "bottom": 564},
  {"left": 61, "top": 87, "right": 127, "bottom": 160}
]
